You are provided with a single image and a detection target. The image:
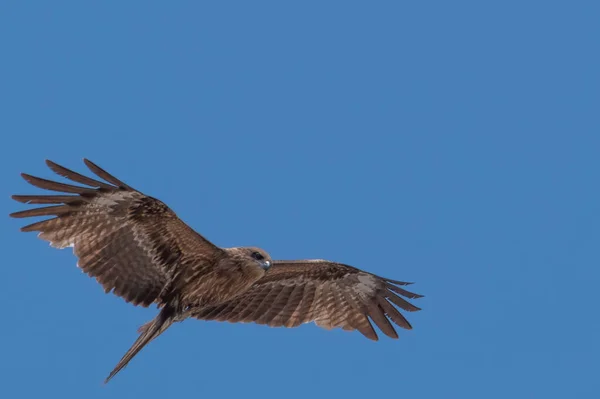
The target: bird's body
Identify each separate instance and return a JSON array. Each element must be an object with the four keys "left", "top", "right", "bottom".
[{"left": 11, "top": 160, "right": 422, "bottom": 383}]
